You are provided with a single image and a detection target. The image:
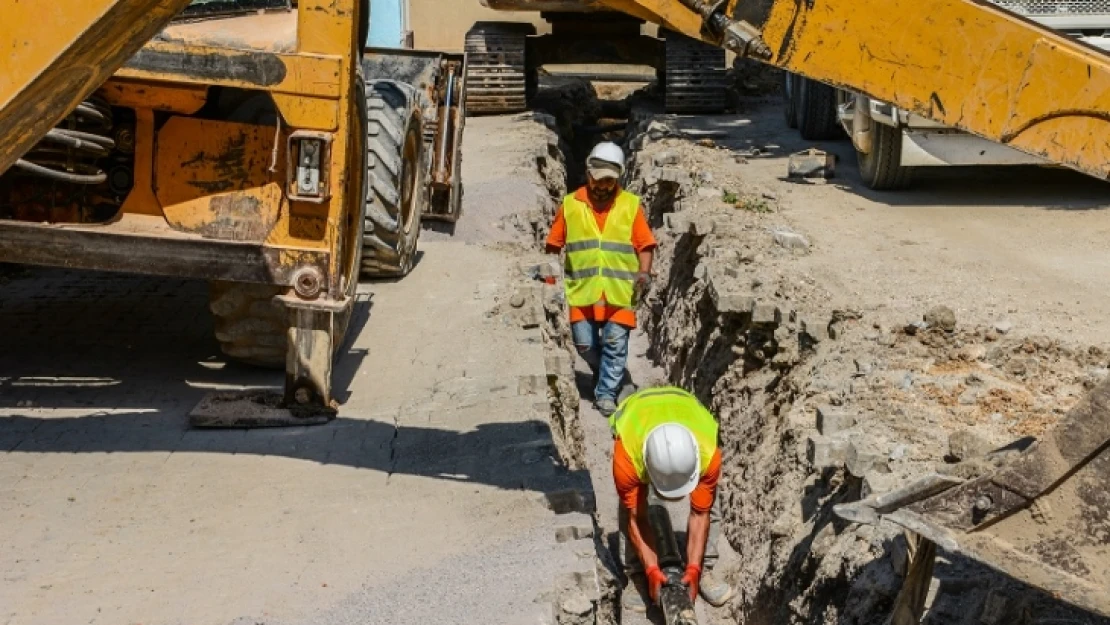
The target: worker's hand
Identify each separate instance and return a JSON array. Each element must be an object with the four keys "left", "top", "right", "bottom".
[
  {"left": 681, "top": 563, "right": 701, "bottom": 602},
  {"left": 632, "top": 271, "right": 652, "bottom": 306},
  {"left": 645, "top": 565, "right": 668, "bottom": 604}
]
